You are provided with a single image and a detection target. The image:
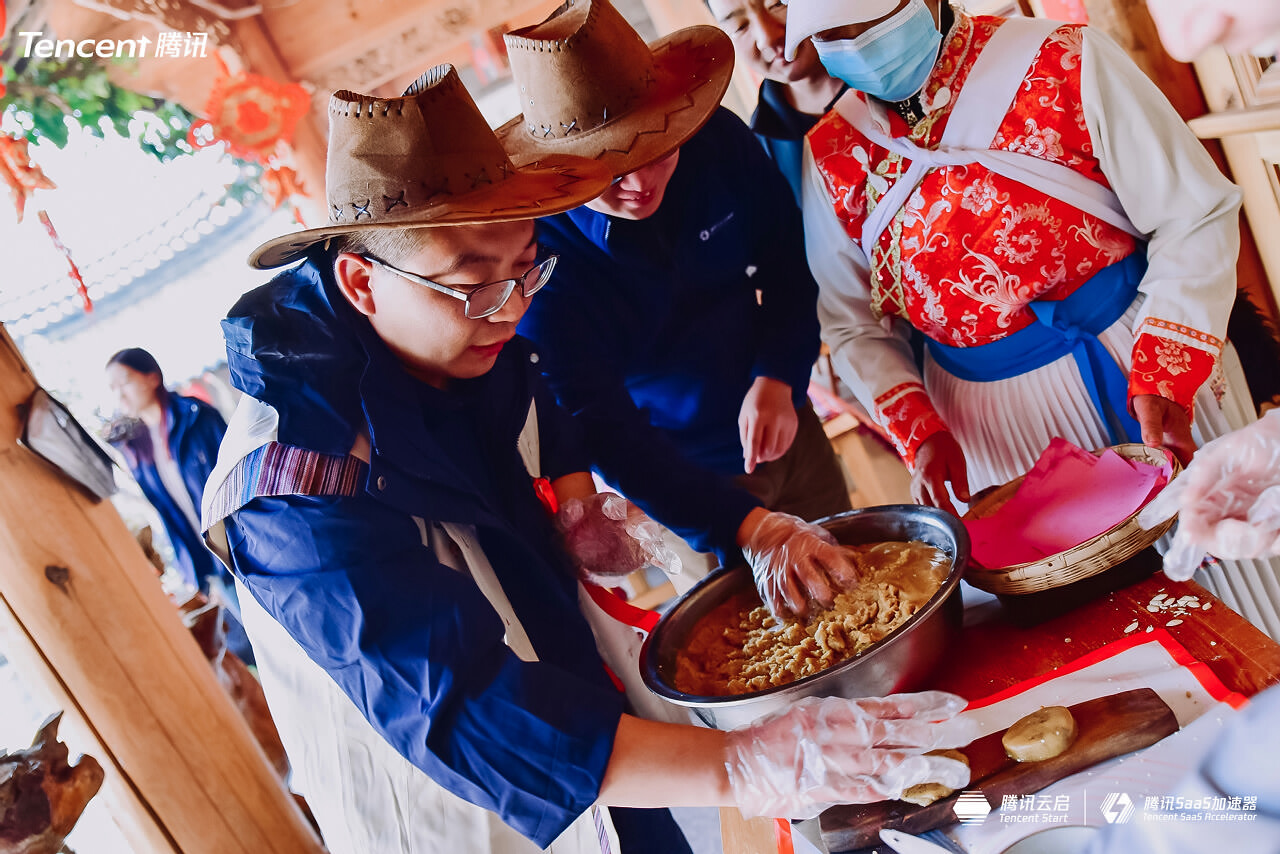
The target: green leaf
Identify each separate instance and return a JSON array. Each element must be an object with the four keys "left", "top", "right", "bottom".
[{"left": 31, "top": 112, "right": 70, "bottom": 148}]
